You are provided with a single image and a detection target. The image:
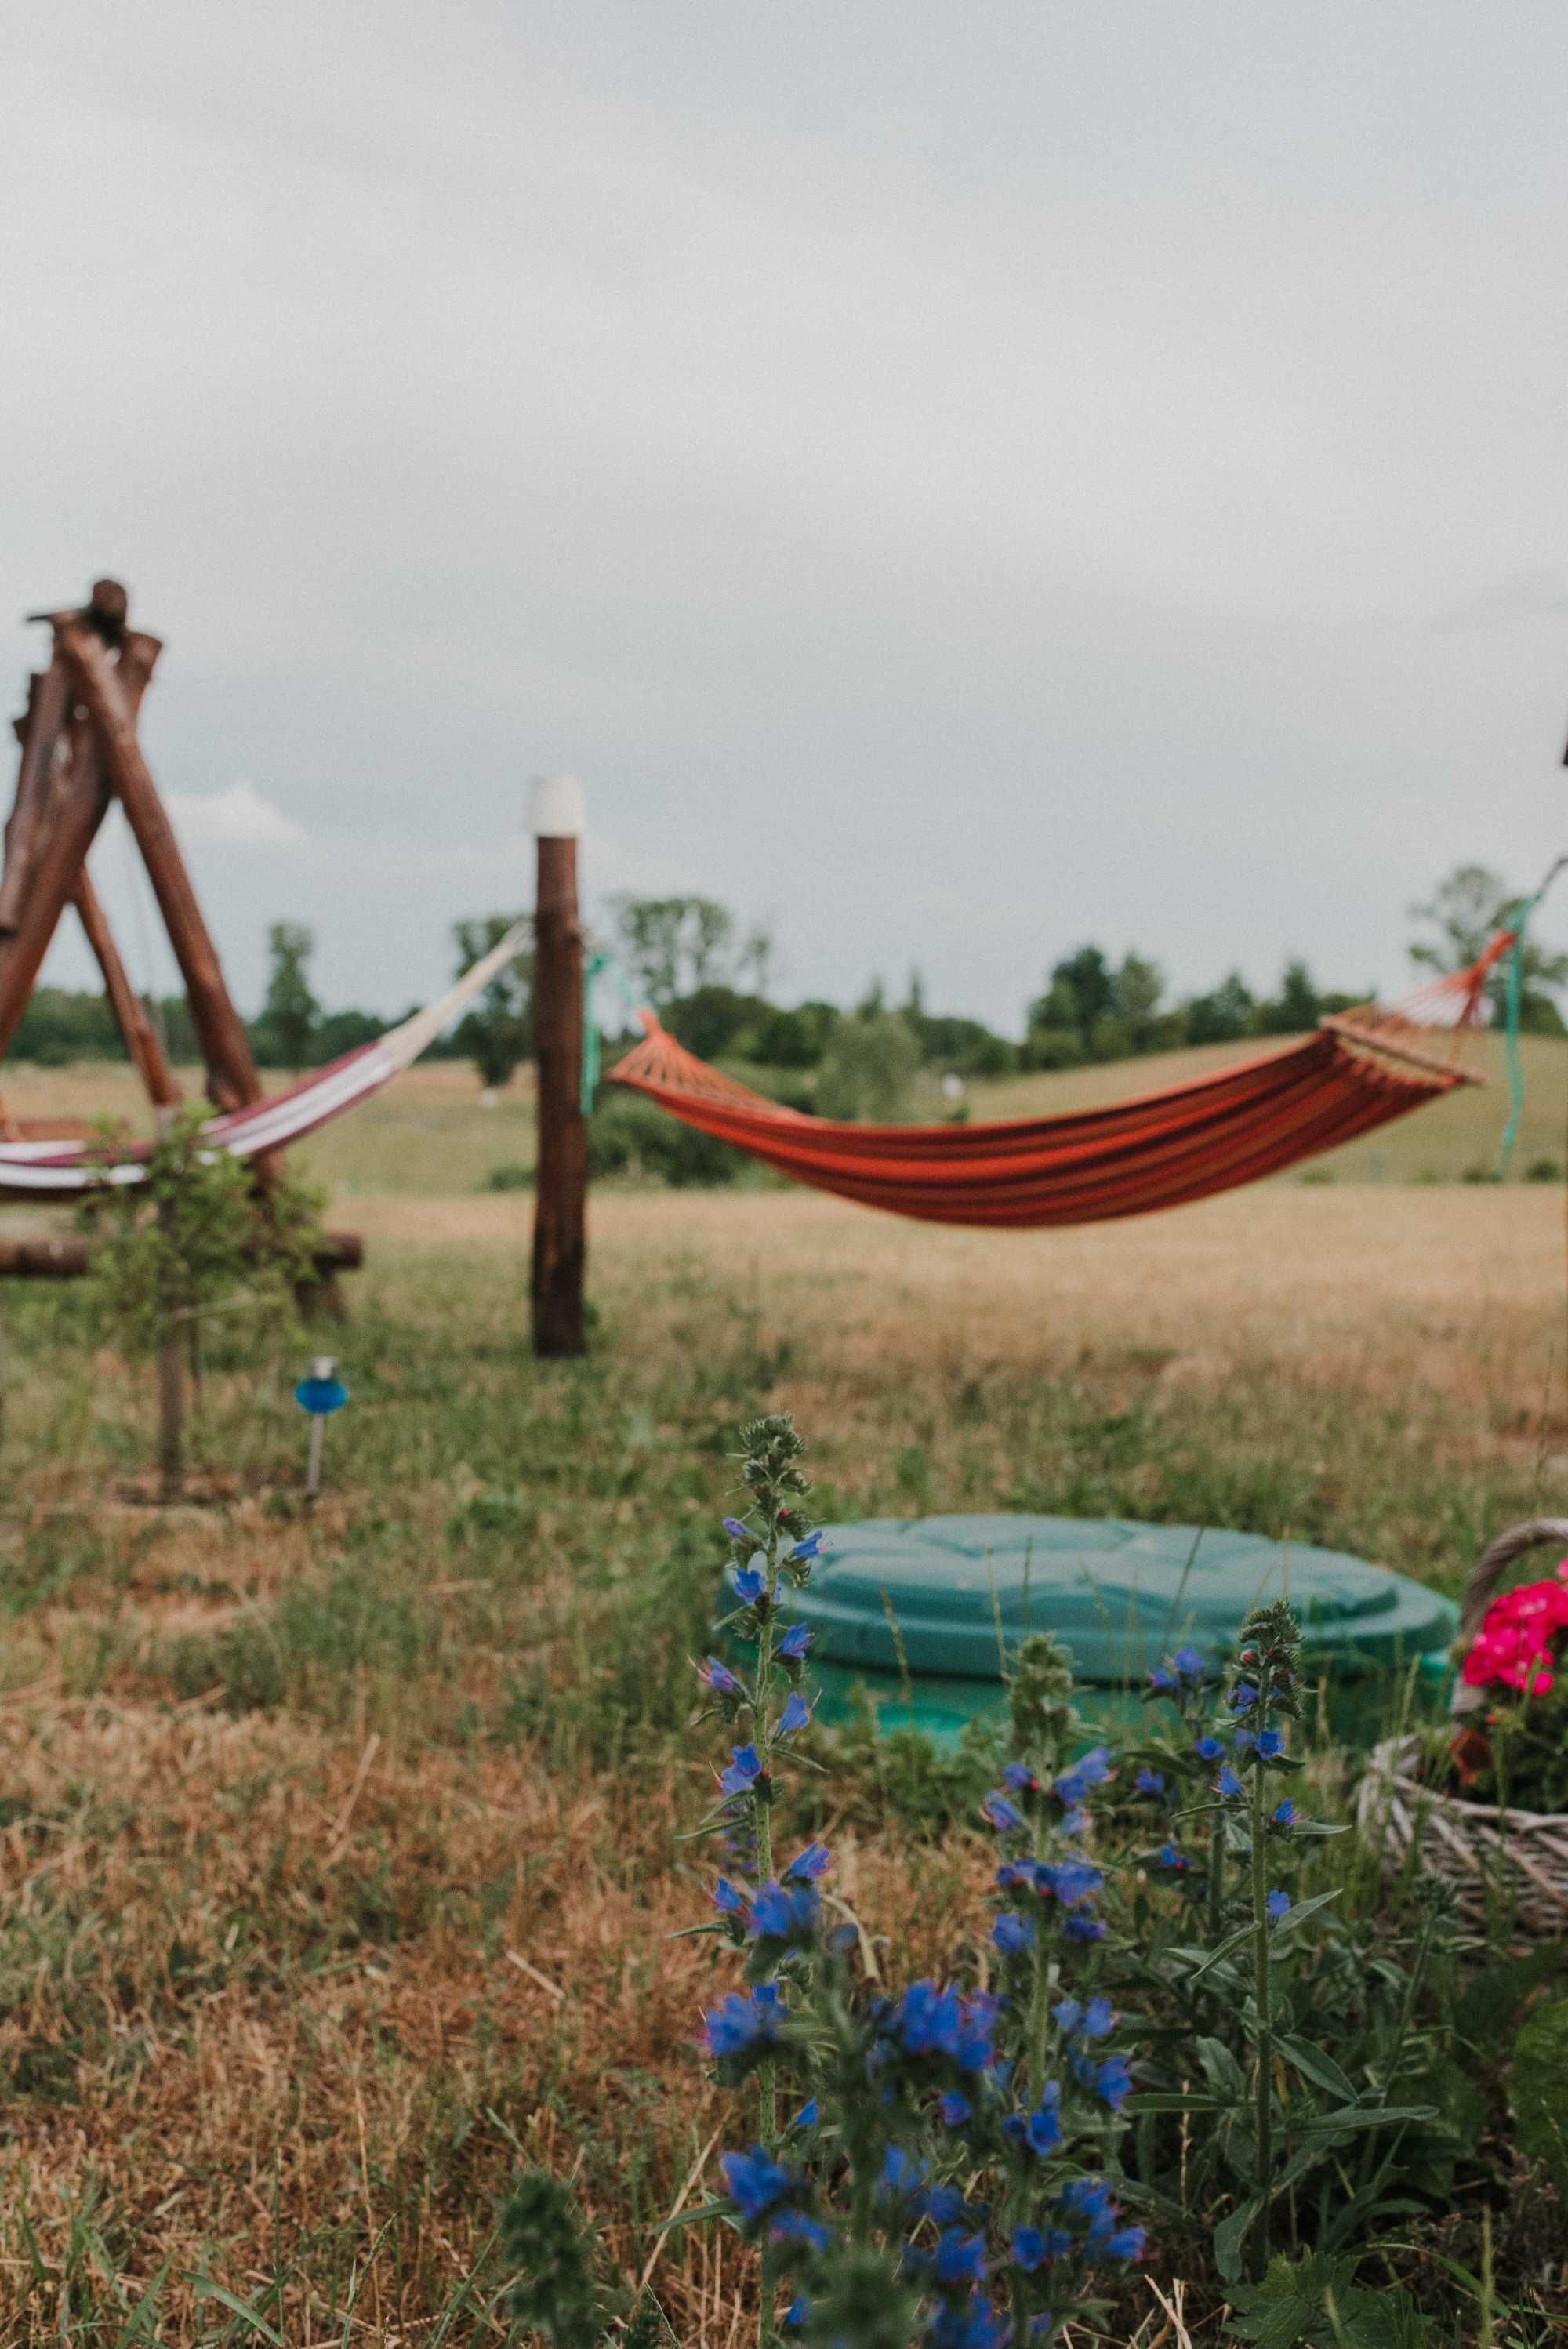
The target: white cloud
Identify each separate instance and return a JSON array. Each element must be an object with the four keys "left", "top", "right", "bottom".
[{"left": 165, "top": 779, "right": 308, "bottom": 851}]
